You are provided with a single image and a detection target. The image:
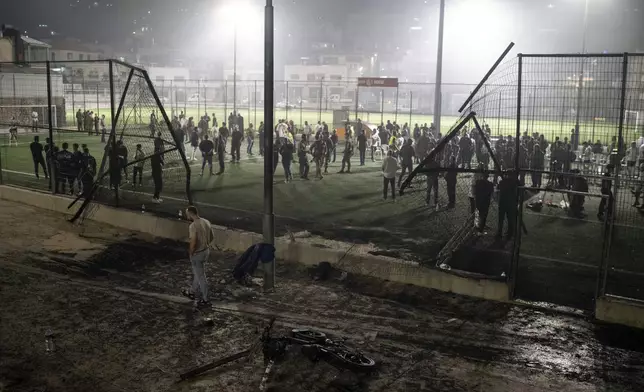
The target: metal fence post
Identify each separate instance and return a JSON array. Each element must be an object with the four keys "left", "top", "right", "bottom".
[
  {"left": 247, "top": 85, "right": 251, "bottom": 126},
  {"left": 285, "top": 81, "right": 289, "bottom": 120},
  {"left": 254, "top": 80, "right": 258, "bottom": 127},
  {"left": 204, "top": 80, "right": 209, "bottom": 118},
  {"left": 224, "top": 80, "right": 228, "bottom": 121},
  {"left": 318, "top": 82, "right": 322, "bottom": 122},
  {"left": 96, "top": 84, "right": 100, "bottom": 117},
  {"left": 514, "top": 54, "right": 523, "bottom": 172},
  {"left": 509, "top": 54, "right": 523, "bottom": 298},
  {"left": 82, "top": 72, "right": 86, "bottom": 110},
  {"left": 71, "top": 79, "right": 75, "bottom": 119},
  {"left": 380, "top": 89, "right": 384, "bottom": 125},
  {"left": 496, "top": 91, "right": 502, "bottom": 135},
  {"left": 395, "top": 85, "right": 399, "bottom": 122},
  {"left": 409, "top": 91, "right": 413, "bottom": 127},
  {"left": 197, "top": 79, "right": 201, "bottom": 118},
  {"left": 263, "top": 0, "right": 275, "bottom": 291},
  {"left": 109, "top": 61, "right": 118, "bottom": 207},
  {"left": 299, "top": 96, "right": 303, "bottom": 127},
  {"left": 612, "top": 54, "right": 629, "bottom": 228},
  {"left": 355, "top": 86, "right": 360, "bottom": 121},
  {"left": 46, "top": 61, "right": 55, "bottom": 194},
  {"left": 325, "top": 85, "right": 328, "bottom": 111},
  {"left": 184, "top": 79, "right": 187, "bottom": 115}
]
